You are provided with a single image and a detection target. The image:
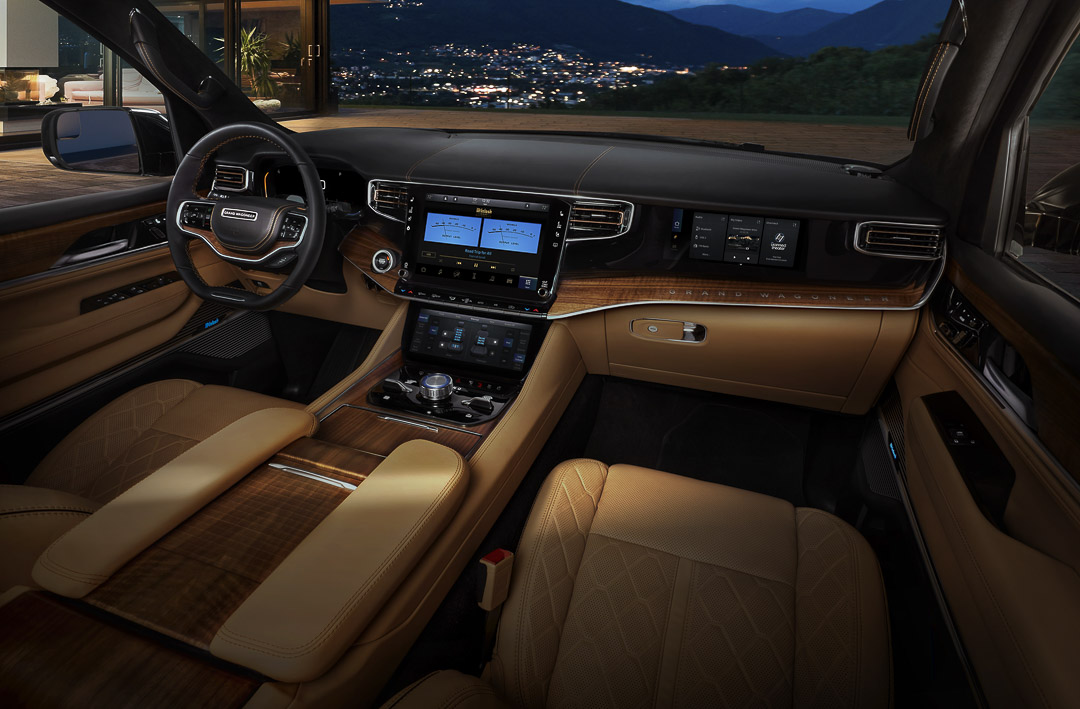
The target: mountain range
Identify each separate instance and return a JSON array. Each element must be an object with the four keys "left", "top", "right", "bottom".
[
  {"left": 743, "top": 0, "right": 952, "bottom": 54},
  {"left": 672, "top": 0, "right": 951, "bottom": 55},
  {"left": 328, "top": 0, "right": 951, "bottom": 68},
  {"left": 330, "top": 0, "right": 780, "bottom": 67},
  {"left": 670, "top": 5, "right": 847, "bottom": 38}
]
